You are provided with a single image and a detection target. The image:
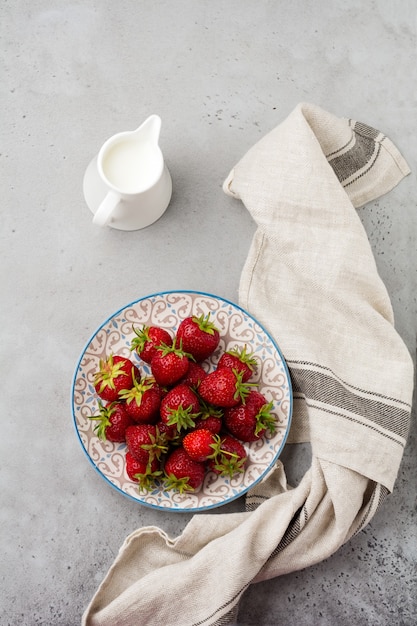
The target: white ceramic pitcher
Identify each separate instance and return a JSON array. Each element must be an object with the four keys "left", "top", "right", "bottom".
[{"left": 83, "top": 115, "right": 172, "bottom": 231}]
